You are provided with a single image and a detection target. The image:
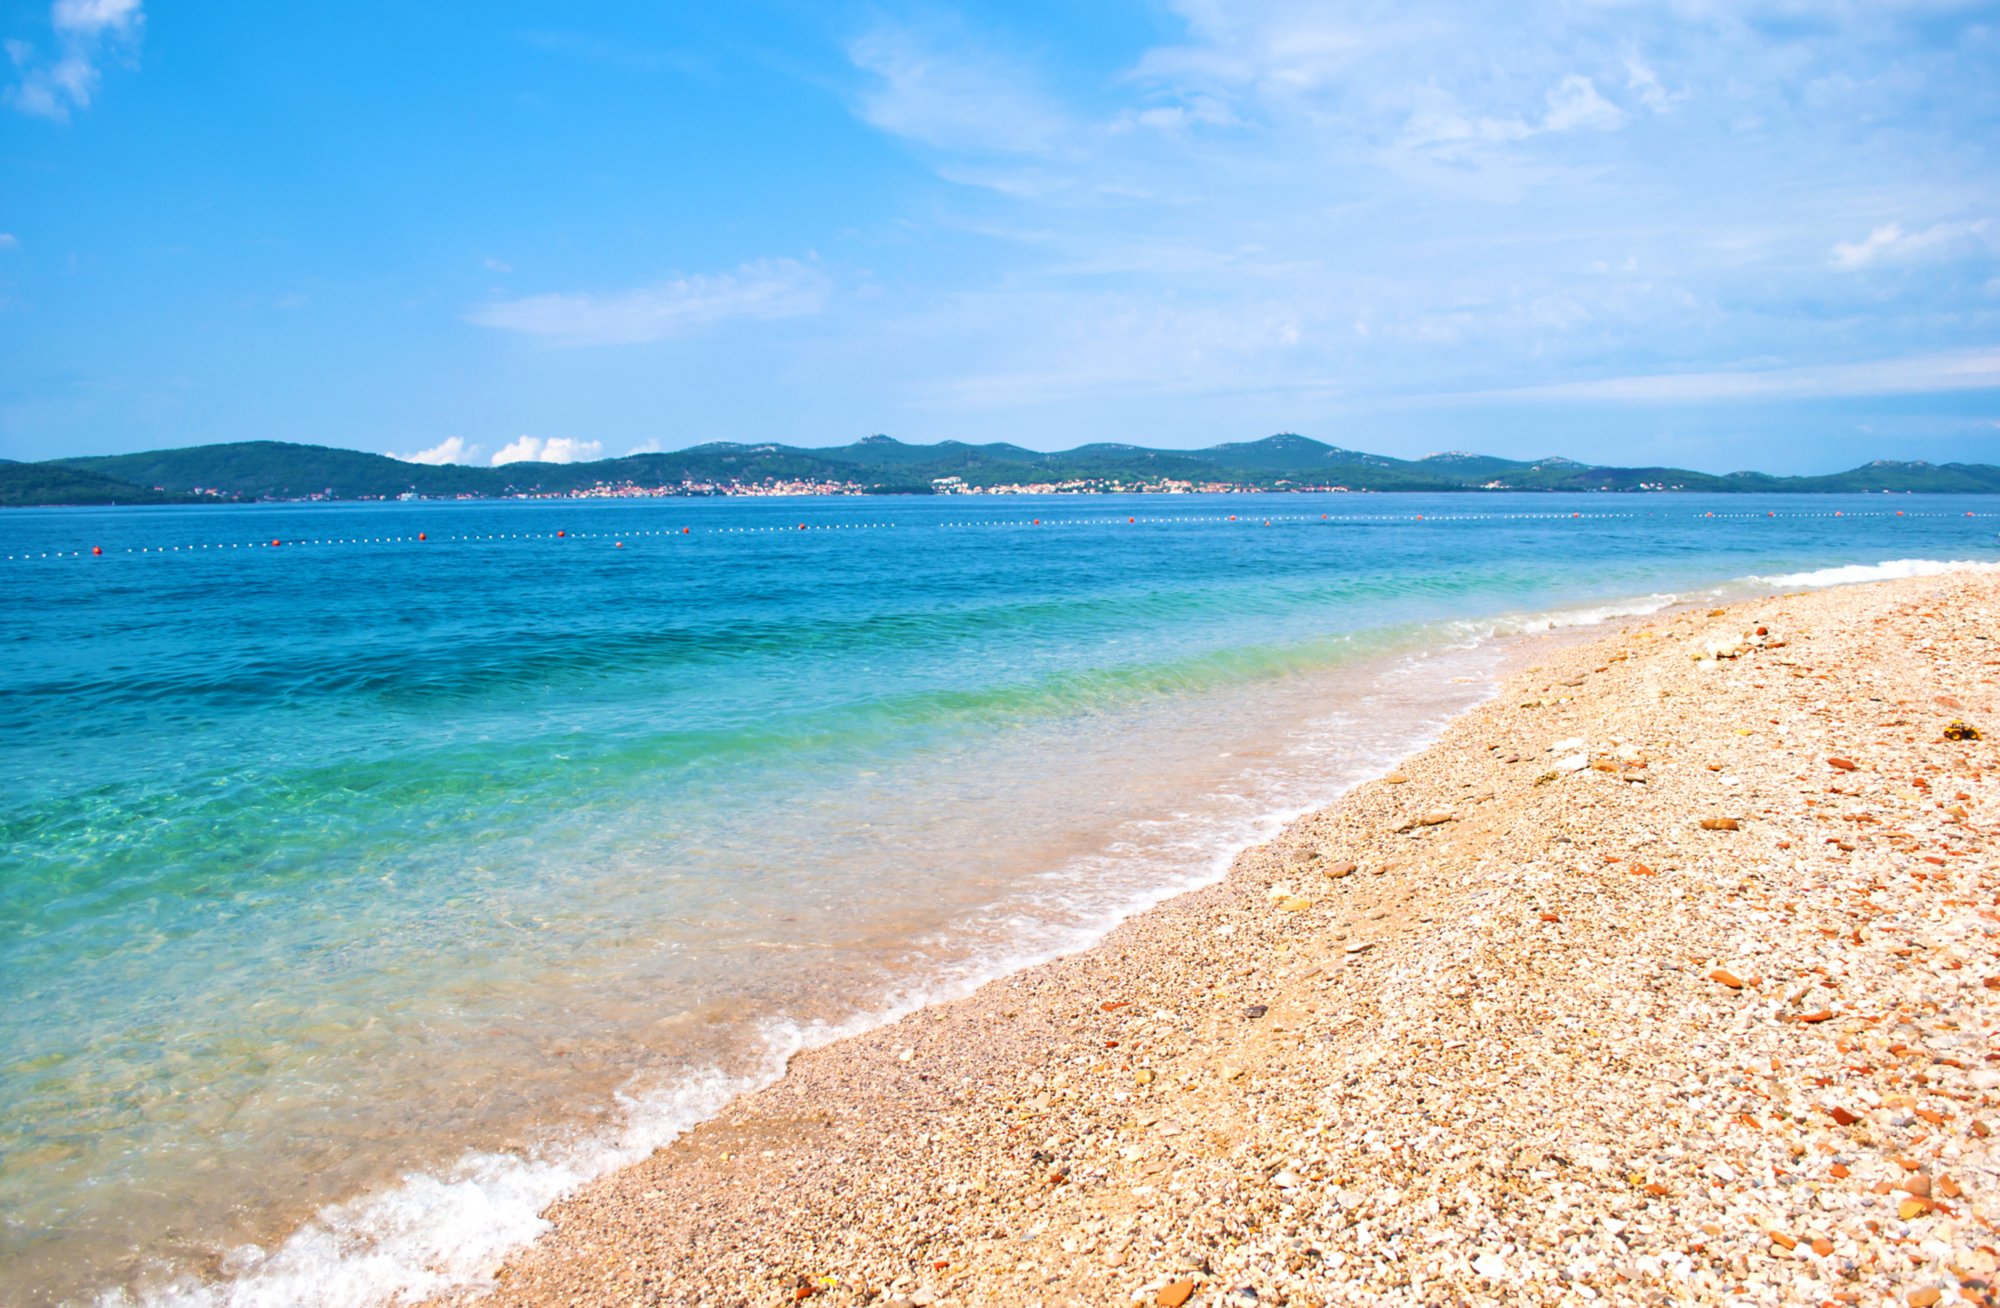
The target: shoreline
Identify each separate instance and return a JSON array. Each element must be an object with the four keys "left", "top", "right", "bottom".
[{"left": 432, "top": 569, "right": 1997, "bottom": 1307}]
